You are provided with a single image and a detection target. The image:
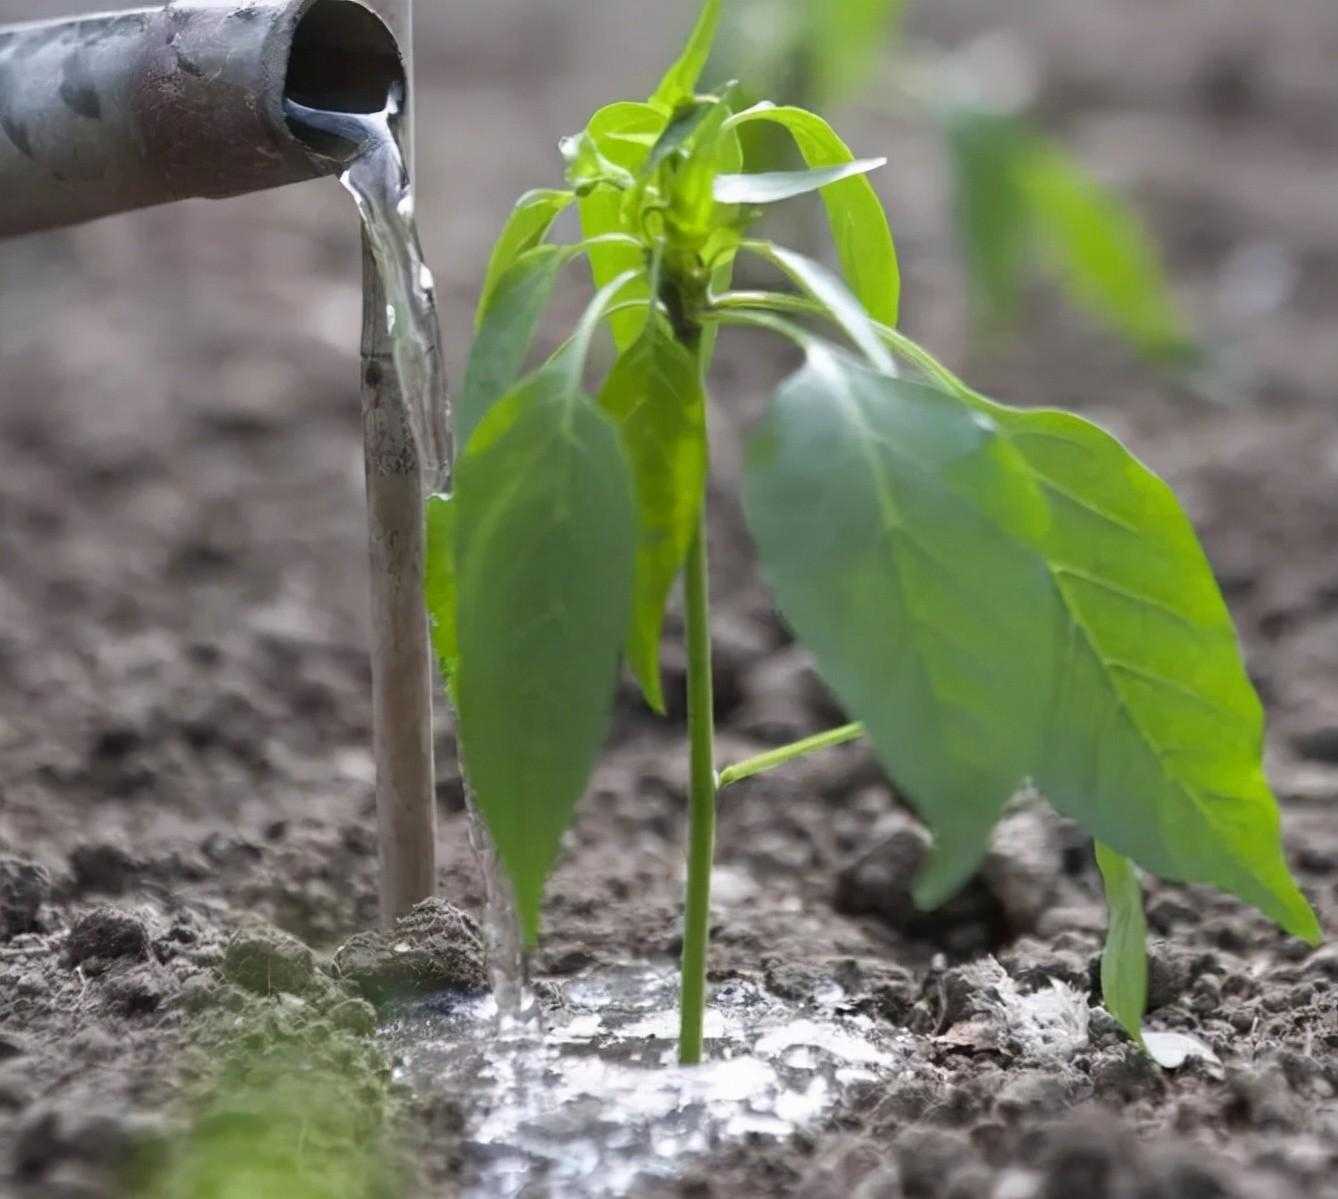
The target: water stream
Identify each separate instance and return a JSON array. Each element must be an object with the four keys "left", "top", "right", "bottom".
[
  {"left": 286, "top": 91, "right": 534, "bottom": 1027},
  {"left": 286, "top": 94, "right": 905, "bottom": 1195},
  {"left": 286, "top": 90, "right": 451, "bottom": 493}
]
